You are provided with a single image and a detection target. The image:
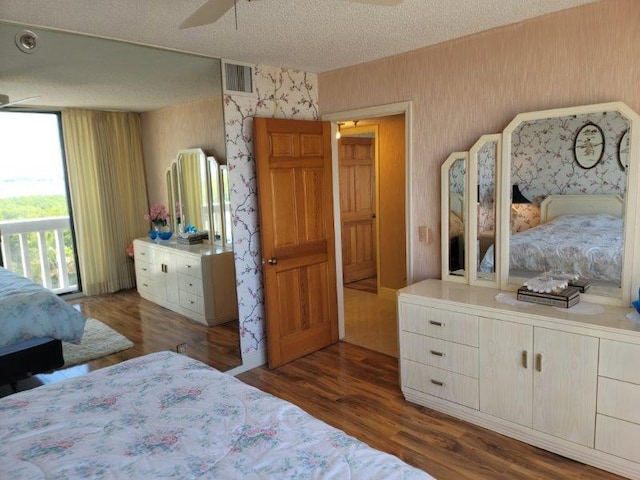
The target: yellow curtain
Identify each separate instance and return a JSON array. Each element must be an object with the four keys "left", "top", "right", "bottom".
[{"left": 62, "top": 109, "right": 148, "bottom": 295}]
